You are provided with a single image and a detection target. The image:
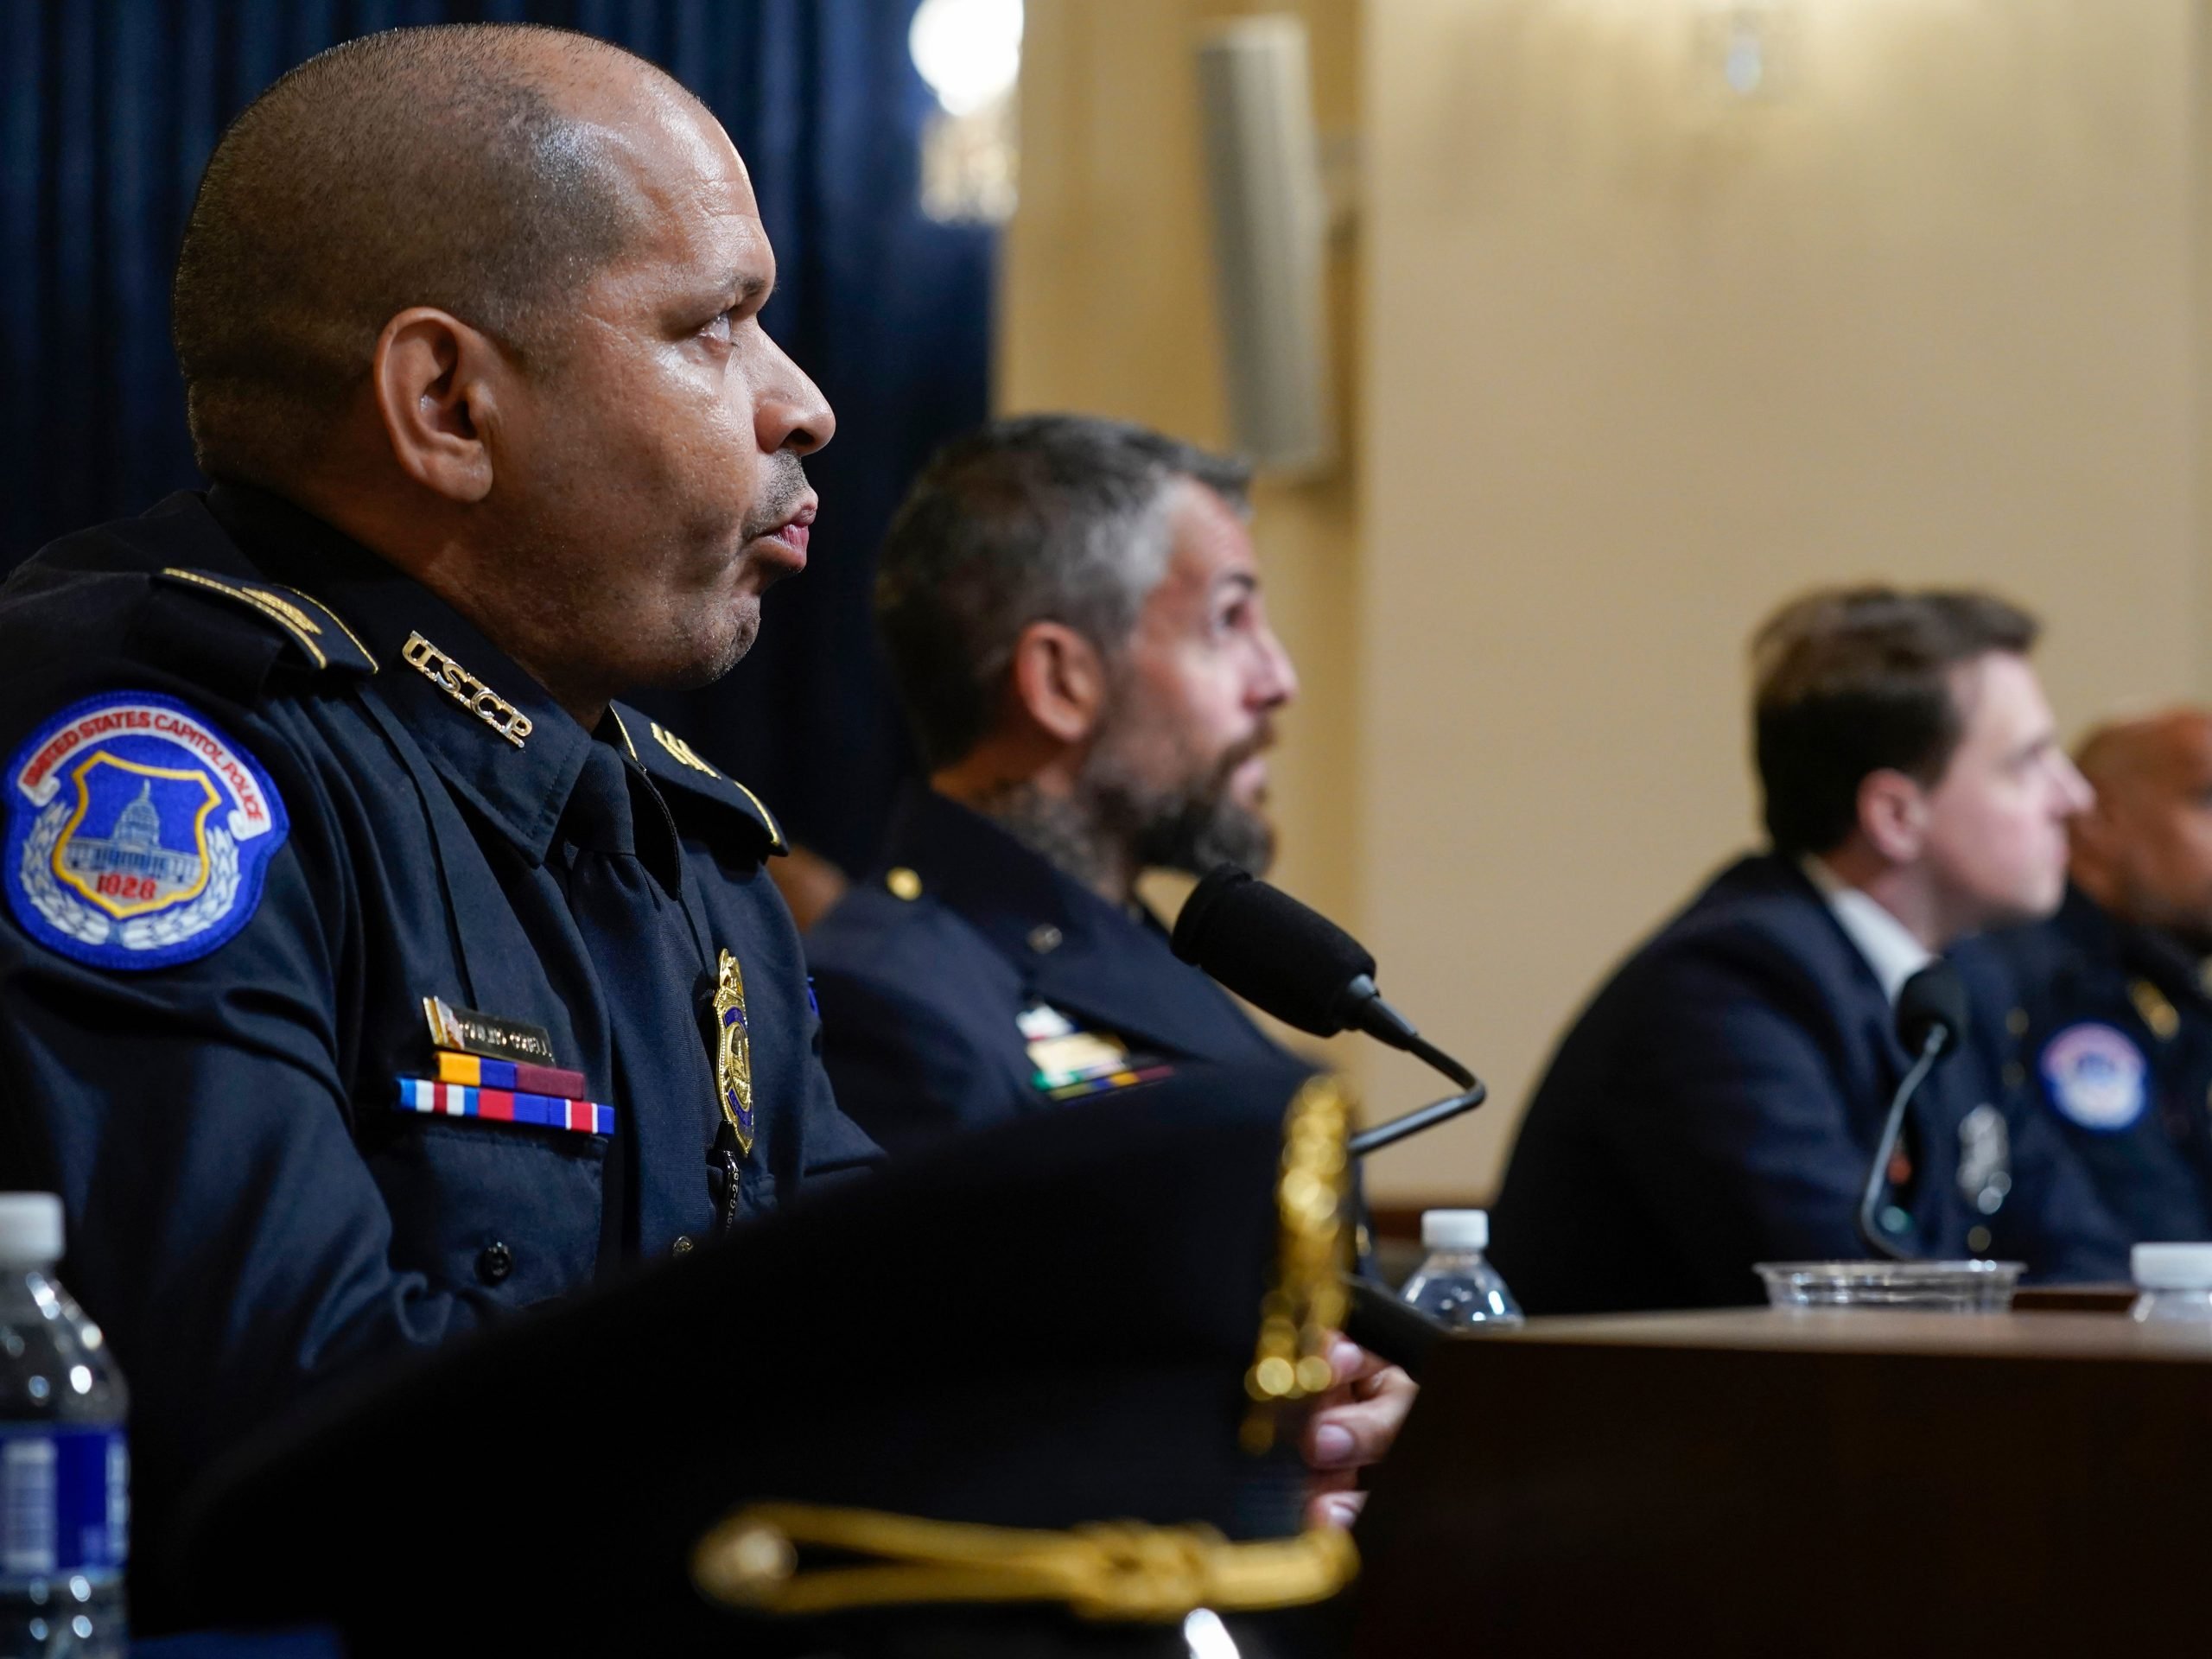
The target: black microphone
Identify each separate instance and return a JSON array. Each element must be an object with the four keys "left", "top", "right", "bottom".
[
  {"left": 1172, "top": 866, "right": 1479, "bottom": 1091},
  {"left": 1856, "top": 960, "right": 1971, "bottom": 1260}
]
